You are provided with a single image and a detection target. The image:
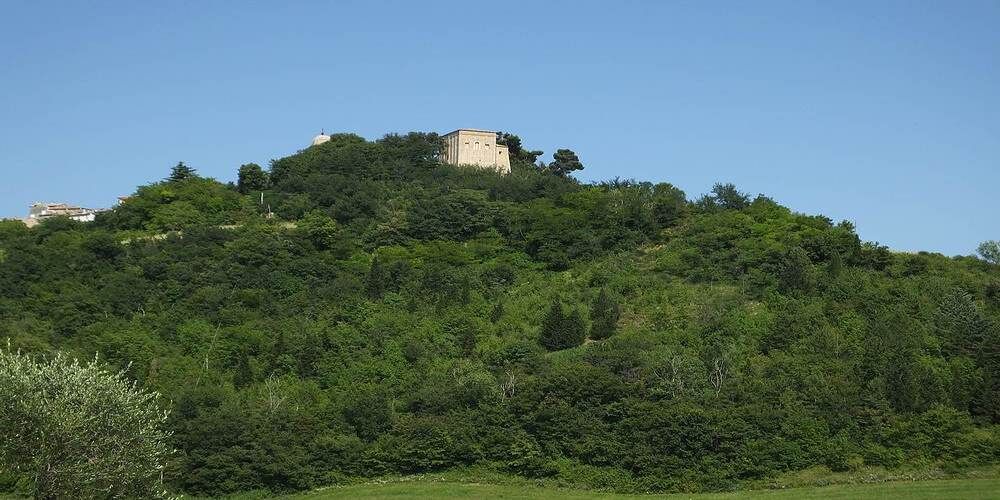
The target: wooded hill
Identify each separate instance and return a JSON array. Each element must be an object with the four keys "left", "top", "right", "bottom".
[{"left": 1, "top": 132, "right": 997, "bottom": 496}]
